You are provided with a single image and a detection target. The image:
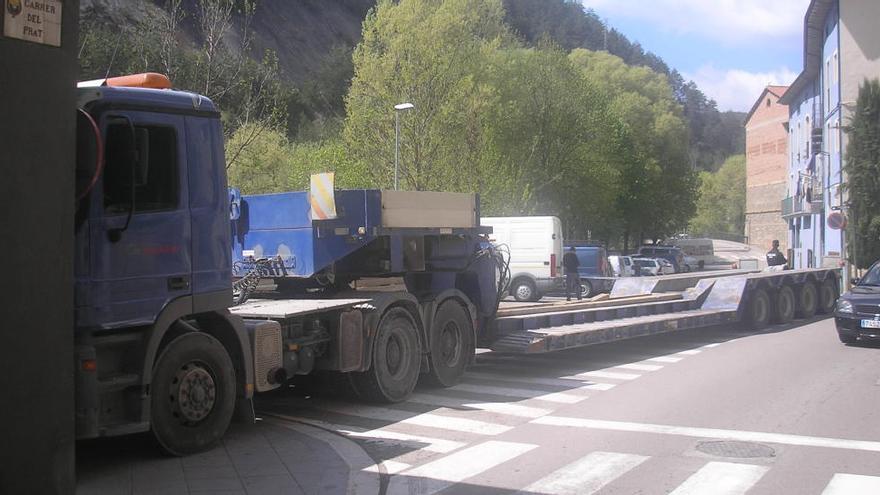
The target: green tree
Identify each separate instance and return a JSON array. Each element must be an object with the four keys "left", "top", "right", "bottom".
[
  {"left": 689, "top": 154, "right": 746, "bottom": 236},
  {"left": 844, "top": 78, "right": 880, "bottom": 269},
  {"left": 344, "top": 0, "right": 511, "bottom": 190},
  {"left": 569, "top": 49, "right": 696, "bottom": 248}
]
